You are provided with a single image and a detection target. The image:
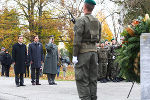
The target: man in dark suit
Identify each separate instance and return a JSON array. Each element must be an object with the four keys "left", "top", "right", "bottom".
[
  {"left": 28, "top": 35, "right": 44, "bottom": 85},
  {"left": 2, "top": 49, "right": 12, "bottom": 77},
  {"left": 0, "top": 47, "right": 5, "bottom": 76},
  {"left": 12, "top": 35, "right": 27, "bottom": 87}
]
